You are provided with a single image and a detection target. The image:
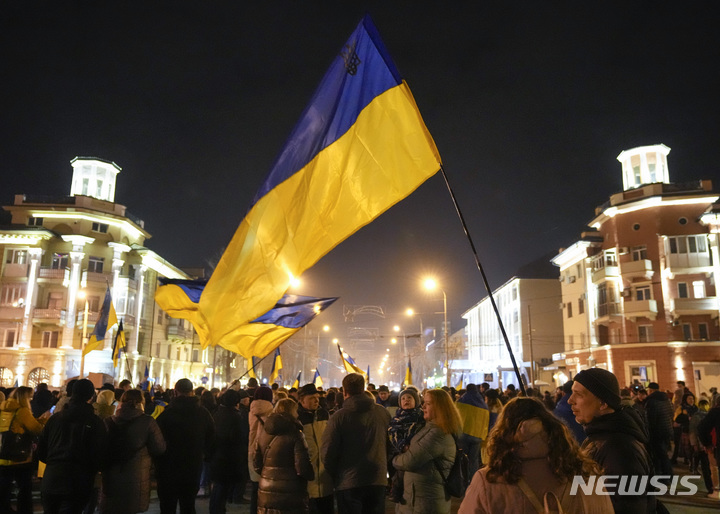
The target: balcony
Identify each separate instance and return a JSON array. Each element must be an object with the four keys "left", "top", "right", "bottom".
[
  {"left": 595, "top": 302, "right": 622, "bottom": 325},
  {"left": 621, "top": 259, "right": 654, "bottom": 280},
  {"left": 3, "top": 264, "right": 28, "bottom": 278},
  {"left": 38, "top": 267, "right": 66, "bottom": 280},
  {"left": 167, "top": 324, "right": 193, "bottom": 342},
  {"left": 623, "top": 299, "right": 658, "bottom": 320},
  {"left": 592, "top": 265, "right": 619, "bottom": 284},
  {"left": 83, "top": 271, "right": 111, "bottom": 284},
  {"left": 33, "top": 309, "right": 65, "bottom": 322},
  {"left": 671, "top": 297, "right": 719, "bottom": 318},
  {"left": 0, "top": 306, "right": 24, "bottom": 320}
]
